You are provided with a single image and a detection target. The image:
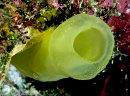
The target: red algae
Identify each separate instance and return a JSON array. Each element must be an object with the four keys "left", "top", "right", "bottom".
[
  {"left": 108, "top": 16, "right": 127, "bottom": 32},
  {"left": 118, "top": 32, "right": 130, "bottom": 55},
  {"left": 108, "top": 13, "right": 130, "bottom": 55},
  {"left": 117, "top": 0, "right": 128, "bottom": 13},
  {"left": 99, "top": 0, "right": 113, "bottom": 8}
]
